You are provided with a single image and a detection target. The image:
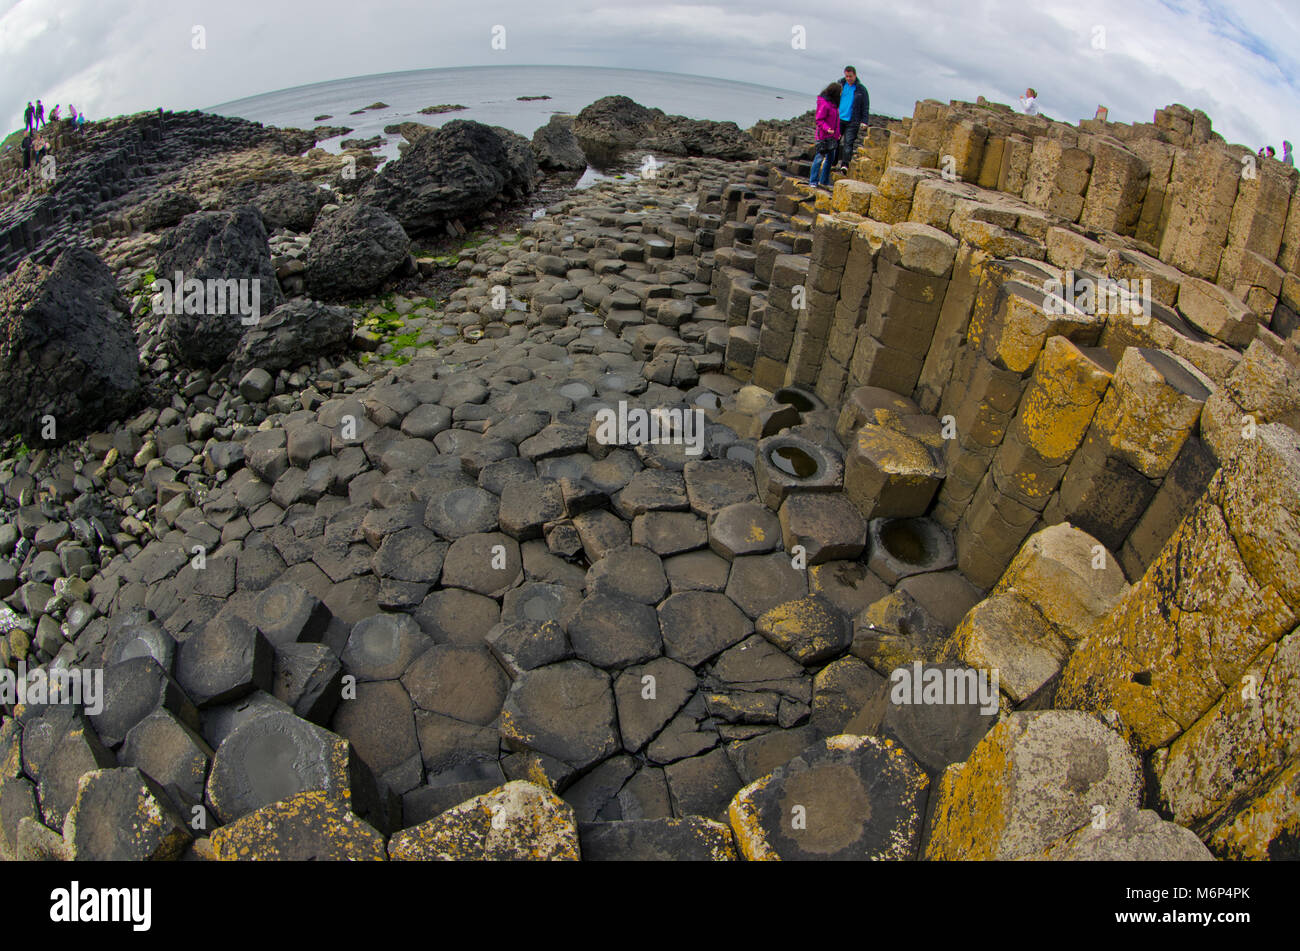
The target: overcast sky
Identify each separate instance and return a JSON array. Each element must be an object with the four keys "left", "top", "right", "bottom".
[{"left": 2, "top": 0, "right": 1297, "bottom": 148}]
